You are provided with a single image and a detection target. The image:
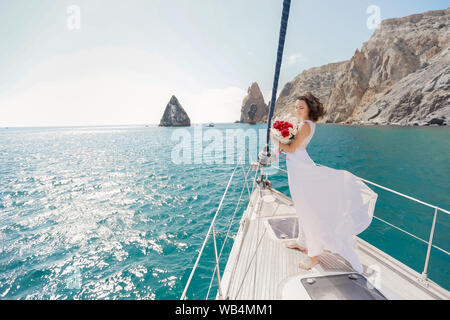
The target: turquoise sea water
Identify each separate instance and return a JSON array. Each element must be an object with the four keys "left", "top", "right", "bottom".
[{"left": 0, "top": 123, "right": 448, "bottom": 299}]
